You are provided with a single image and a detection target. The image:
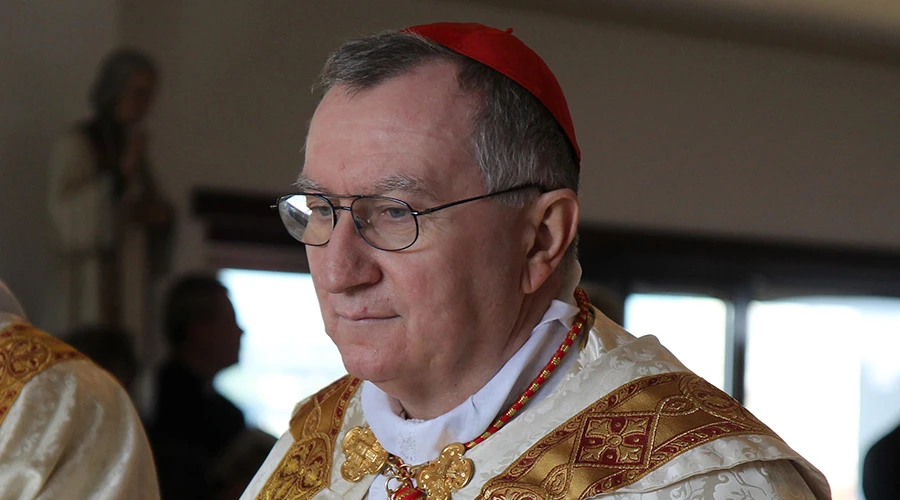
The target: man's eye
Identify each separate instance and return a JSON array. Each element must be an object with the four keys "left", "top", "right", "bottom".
[
  {"left": 385, "top": 206, "right": 411, "bottom": 220},
  {"left": 307, "top": 205, "right": 333, "bottom": 217}
]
